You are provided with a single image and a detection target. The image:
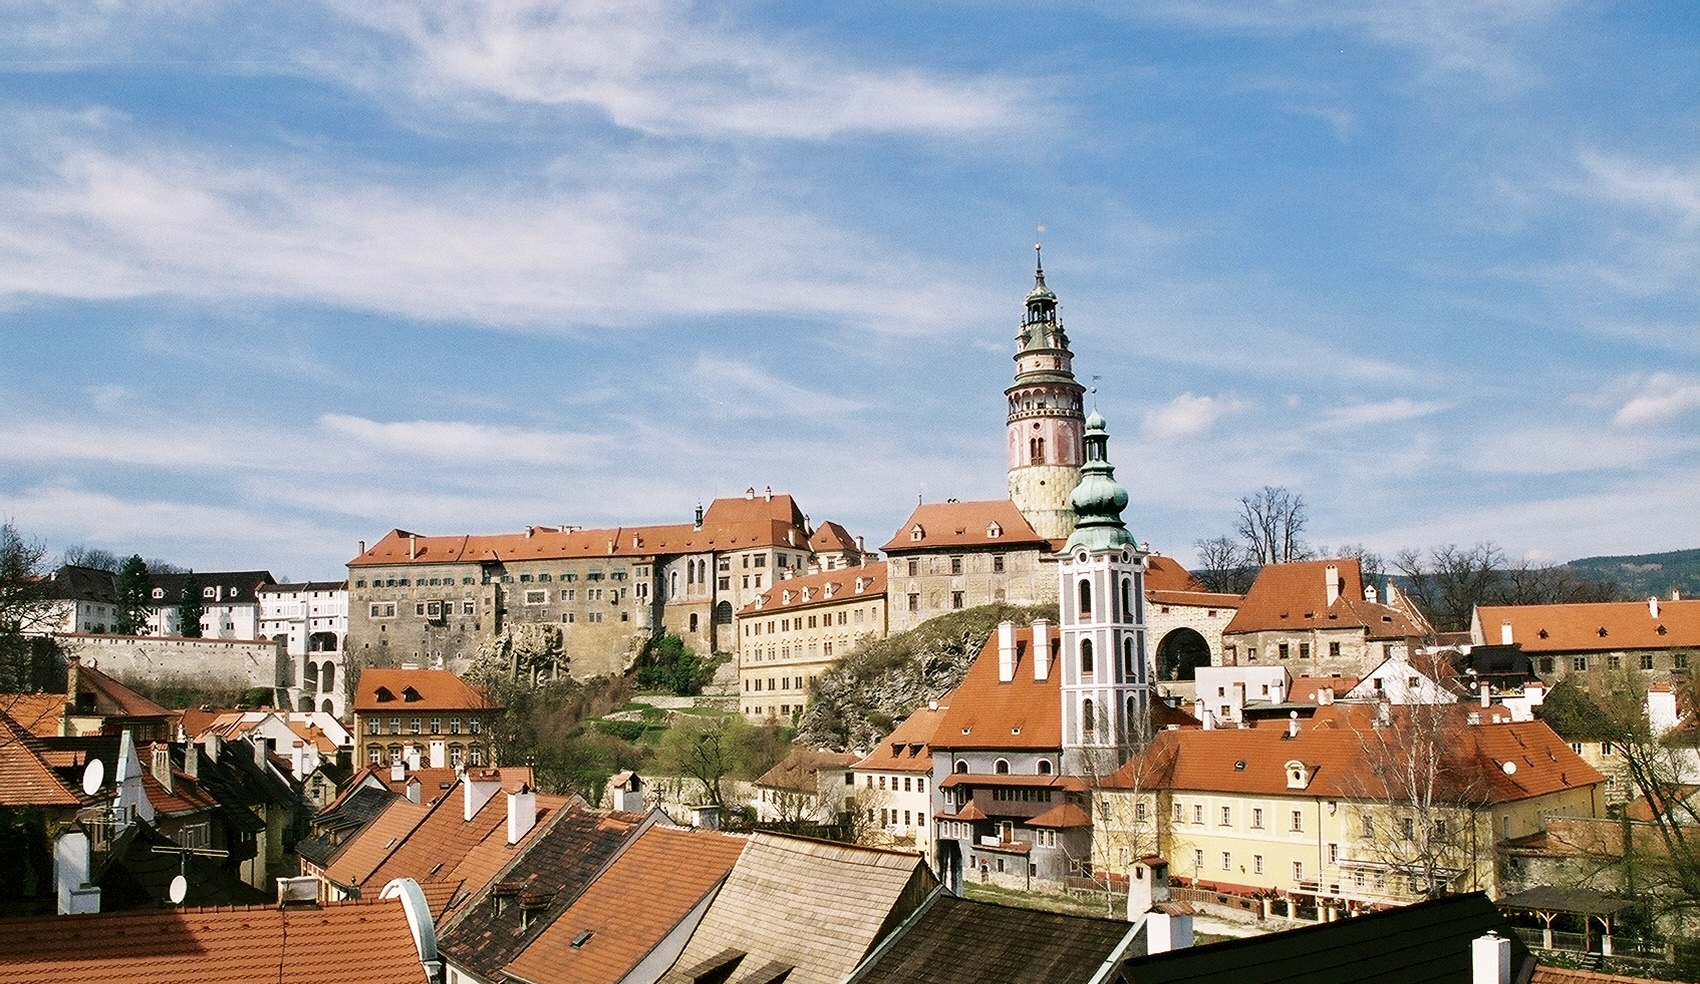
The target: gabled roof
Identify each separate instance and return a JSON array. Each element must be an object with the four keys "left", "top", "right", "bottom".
[
  {"left": 503, "top": 825, "right": 746, "bottom": 984},
  {"left": 439, "top": 805, "right": 649, "bottom": 978},
  {"left": 1144, "top": 556, "right": 1207, "bottom": 593},
  {"left": 845, "top": 892, "right": 1136, "bottom": 984},
  {"left": 0, "top": 711, "right": 84, "bottom": 808},
  {"left": 739, "top": 562, "right": 887, "bottom": 617},
  {"left": 1476, "top": 599, "right": 1700, "bottom": 652},
  {"left": 755, "top": 749, "right": 859, "bottom": 794},
  {"left": 67, "top": 661, "right": 172, "bottom": 720},
  {"left": 854, "top": 705, "right": 949, "bottom": 774},
  {"left": 930, "top": 625, "right": 1061, "bottom": 752},
  {"left": 257, "top": 580, "right": 348, "bottom": 594},
  {"left": 809, "top": 521, "right": 862, "bottom": 554},
  {"left": 656, "top": 834, "right": 936, "bottom": 984},
  {"left": 0, "top": 899, "right": 429, "bottom": 984},
  {"left": 349, "top": 494, "right": 810, "bottom": 568},
  {"left": 1114, "top": 892, "right": 1529, "bottom": 984},
  {"left": 94, "top": 818, "right": 269, "bottom": 910},
  {"left": 321, "top": 796, "right": 433, "bottom": 889},
  {"left": 365, "top": 772, "right": 565, "bottom": 901},
  {"left": 1224, "top": 559, "right": 1423, "bottom": 639},
  {"left": 145, "top": 570, "right": 276, "bottom": 603},
  {"left": 353, "top": 668, "right": 500, "bottom": 713},
  {"left": 42, "top": 565, "right": 118, "bottom": 603},
  {"left": 0, "top": 693, "right": 66, "bottom": 737},
  {"left": 1104, "top": 704, "right": 1604, "bottom": 805},
  {"left": 881, "top": 500, "right": 1048, "bottom": 553}
]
